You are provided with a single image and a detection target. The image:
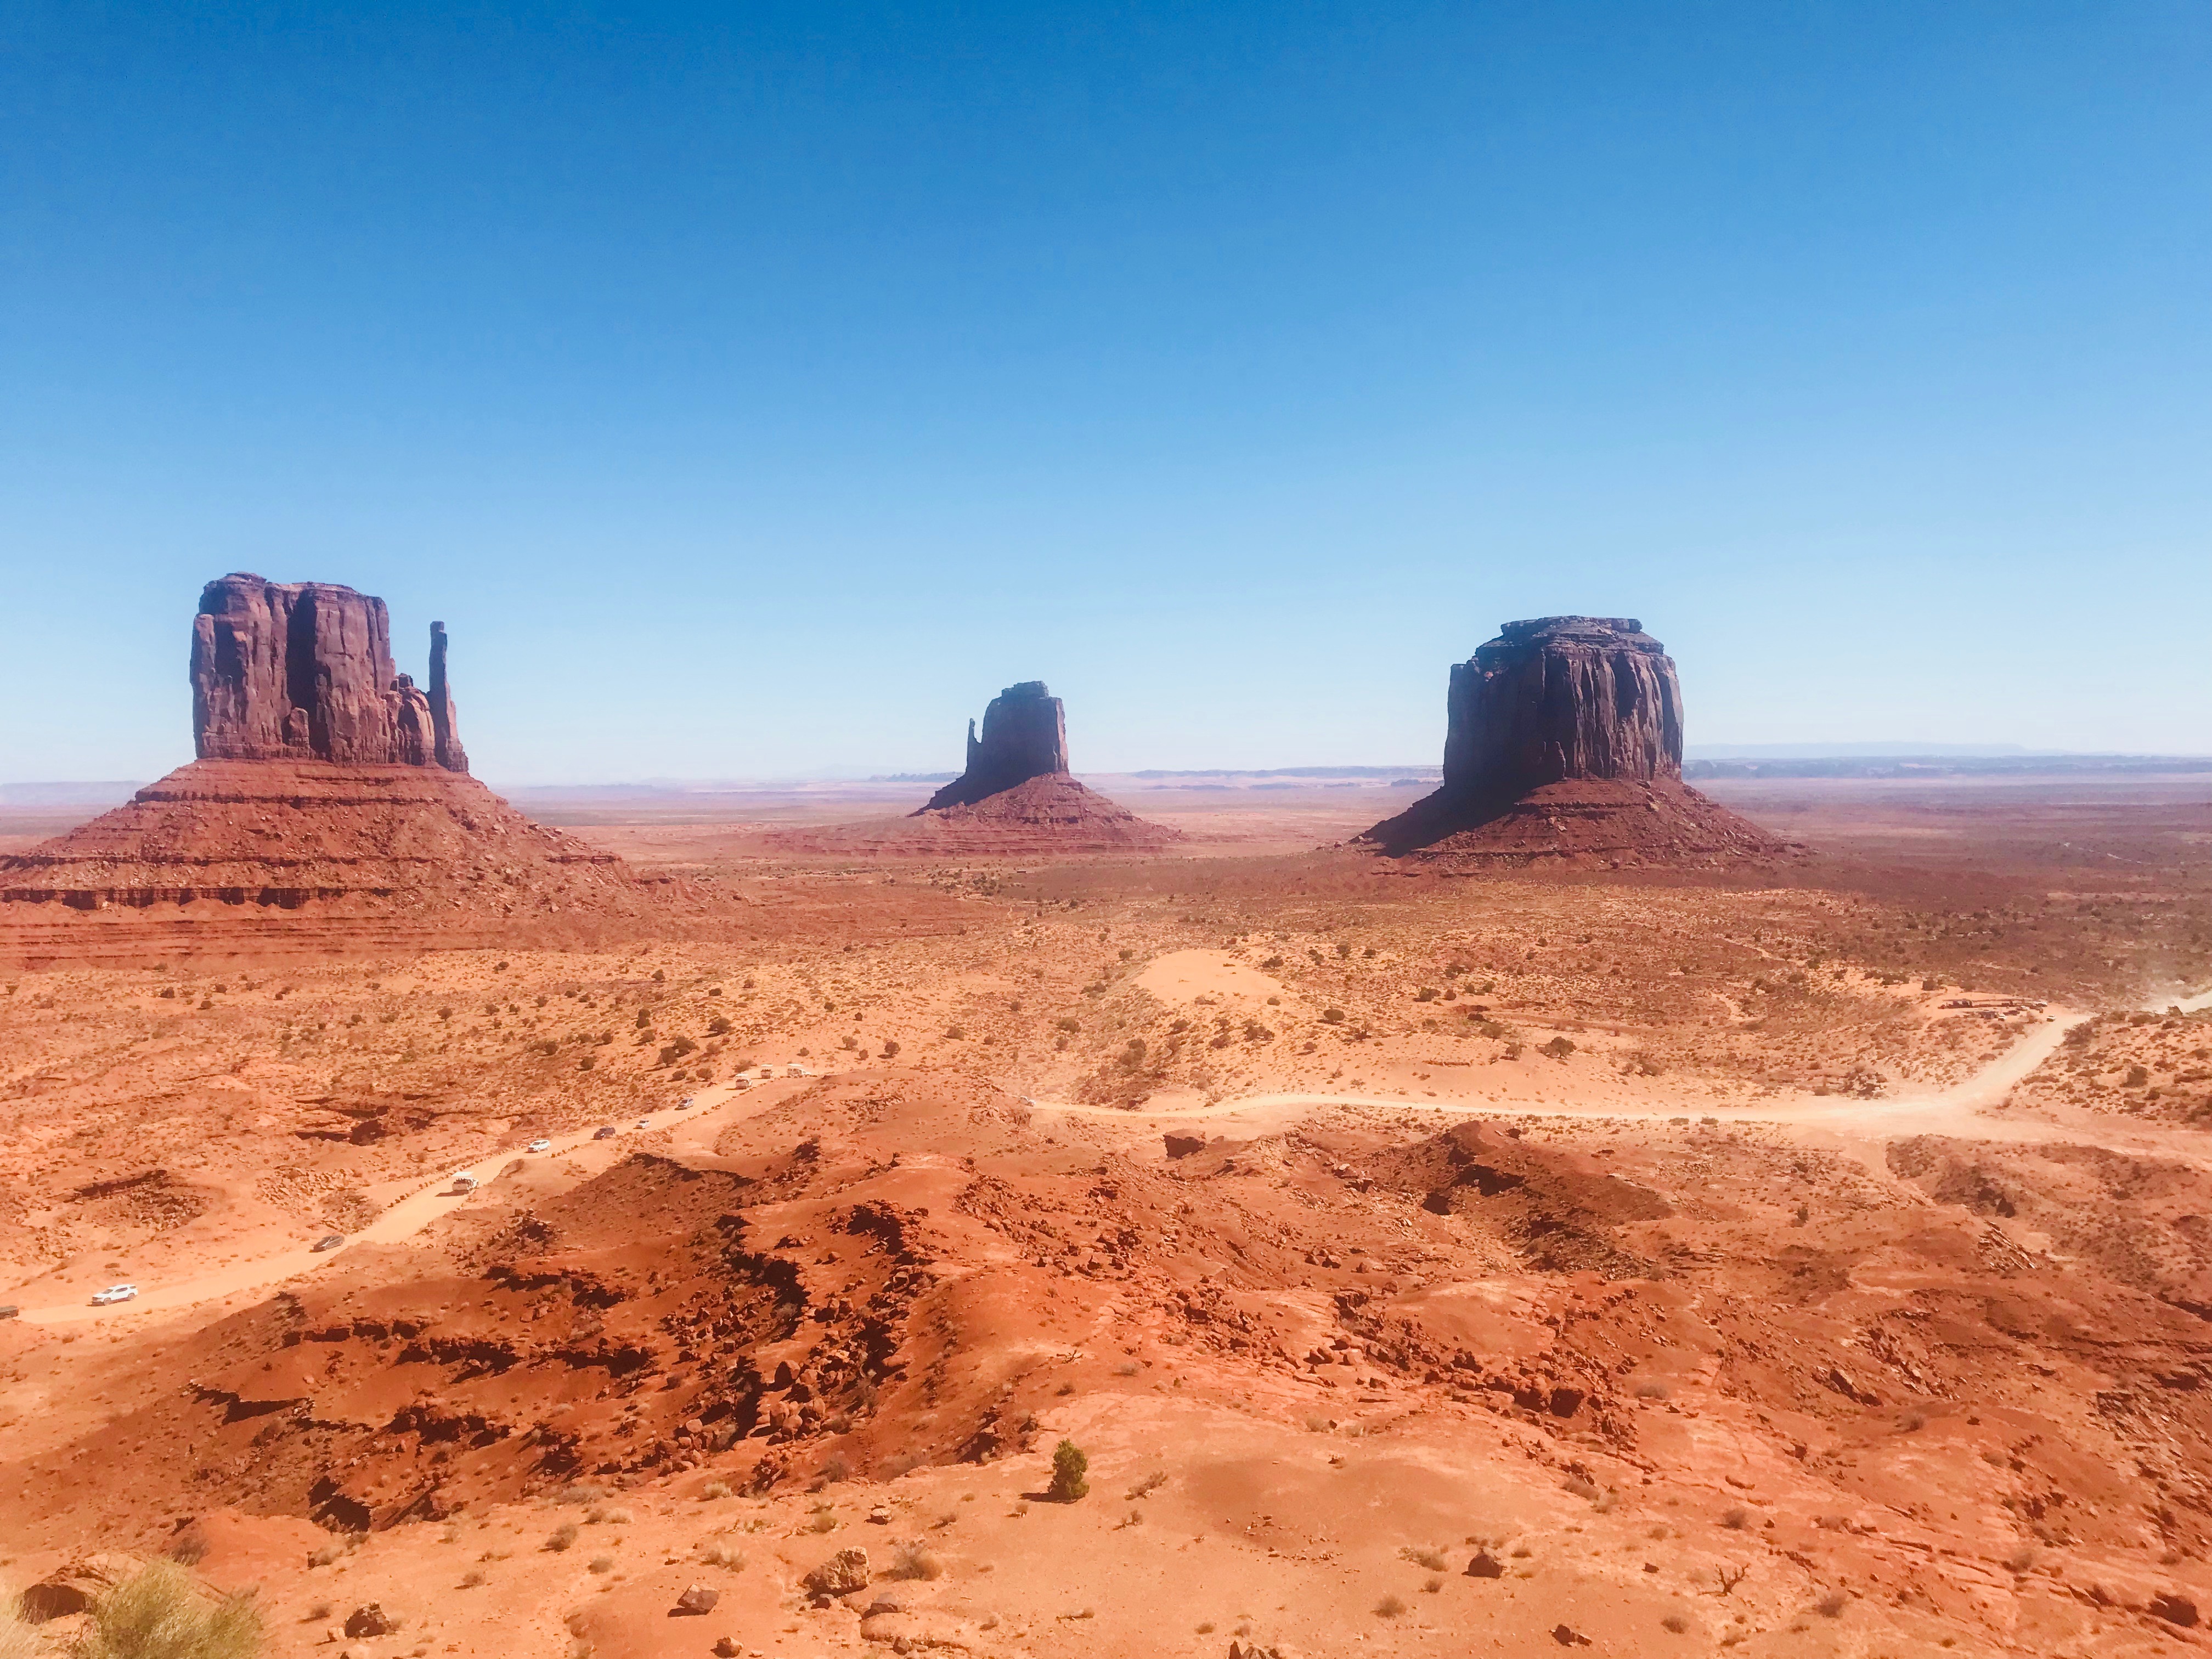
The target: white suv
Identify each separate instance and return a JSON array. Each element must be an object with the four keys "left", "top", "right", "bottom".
[{"left": 92, "top": 1283, "right": 138, "bottom": 1306}]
